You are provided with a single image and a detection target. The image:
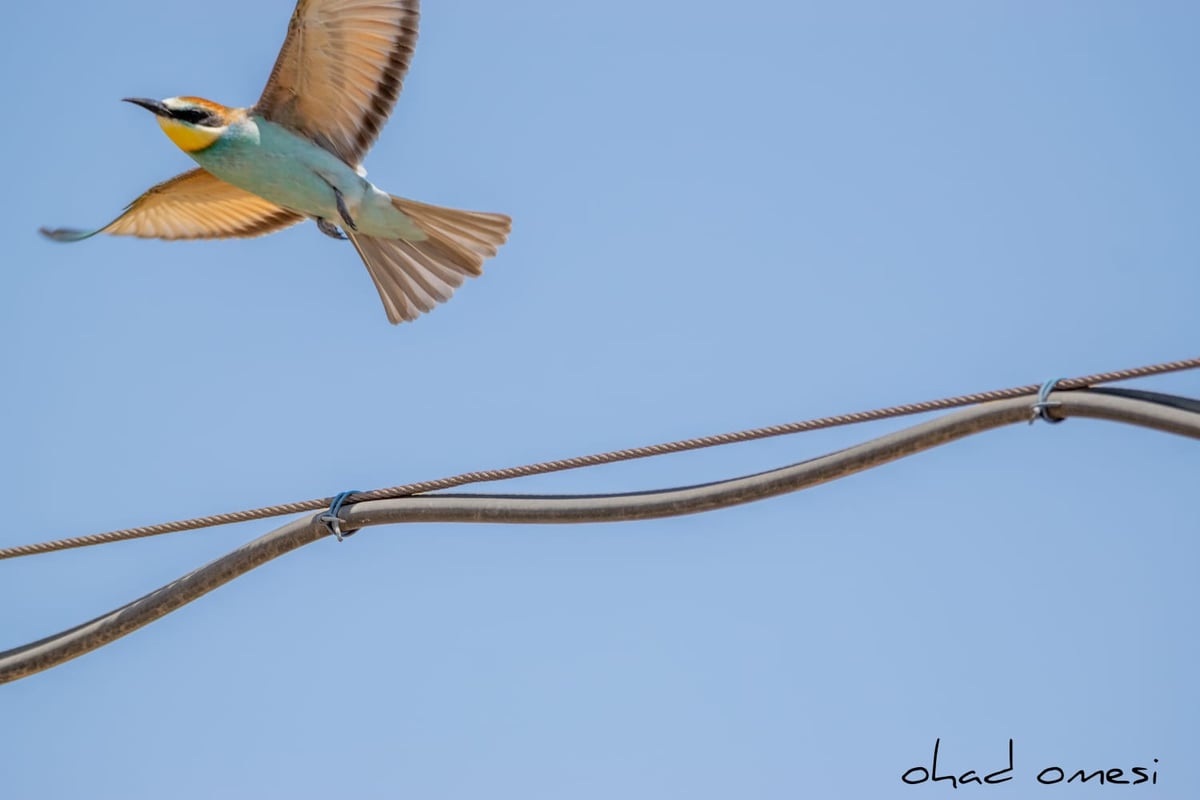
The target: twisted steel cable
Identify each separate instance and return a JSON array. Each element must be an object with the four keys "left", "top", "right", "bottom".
[{"left": 0, "top": 355, "right": 1196, "bottom": 560}]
